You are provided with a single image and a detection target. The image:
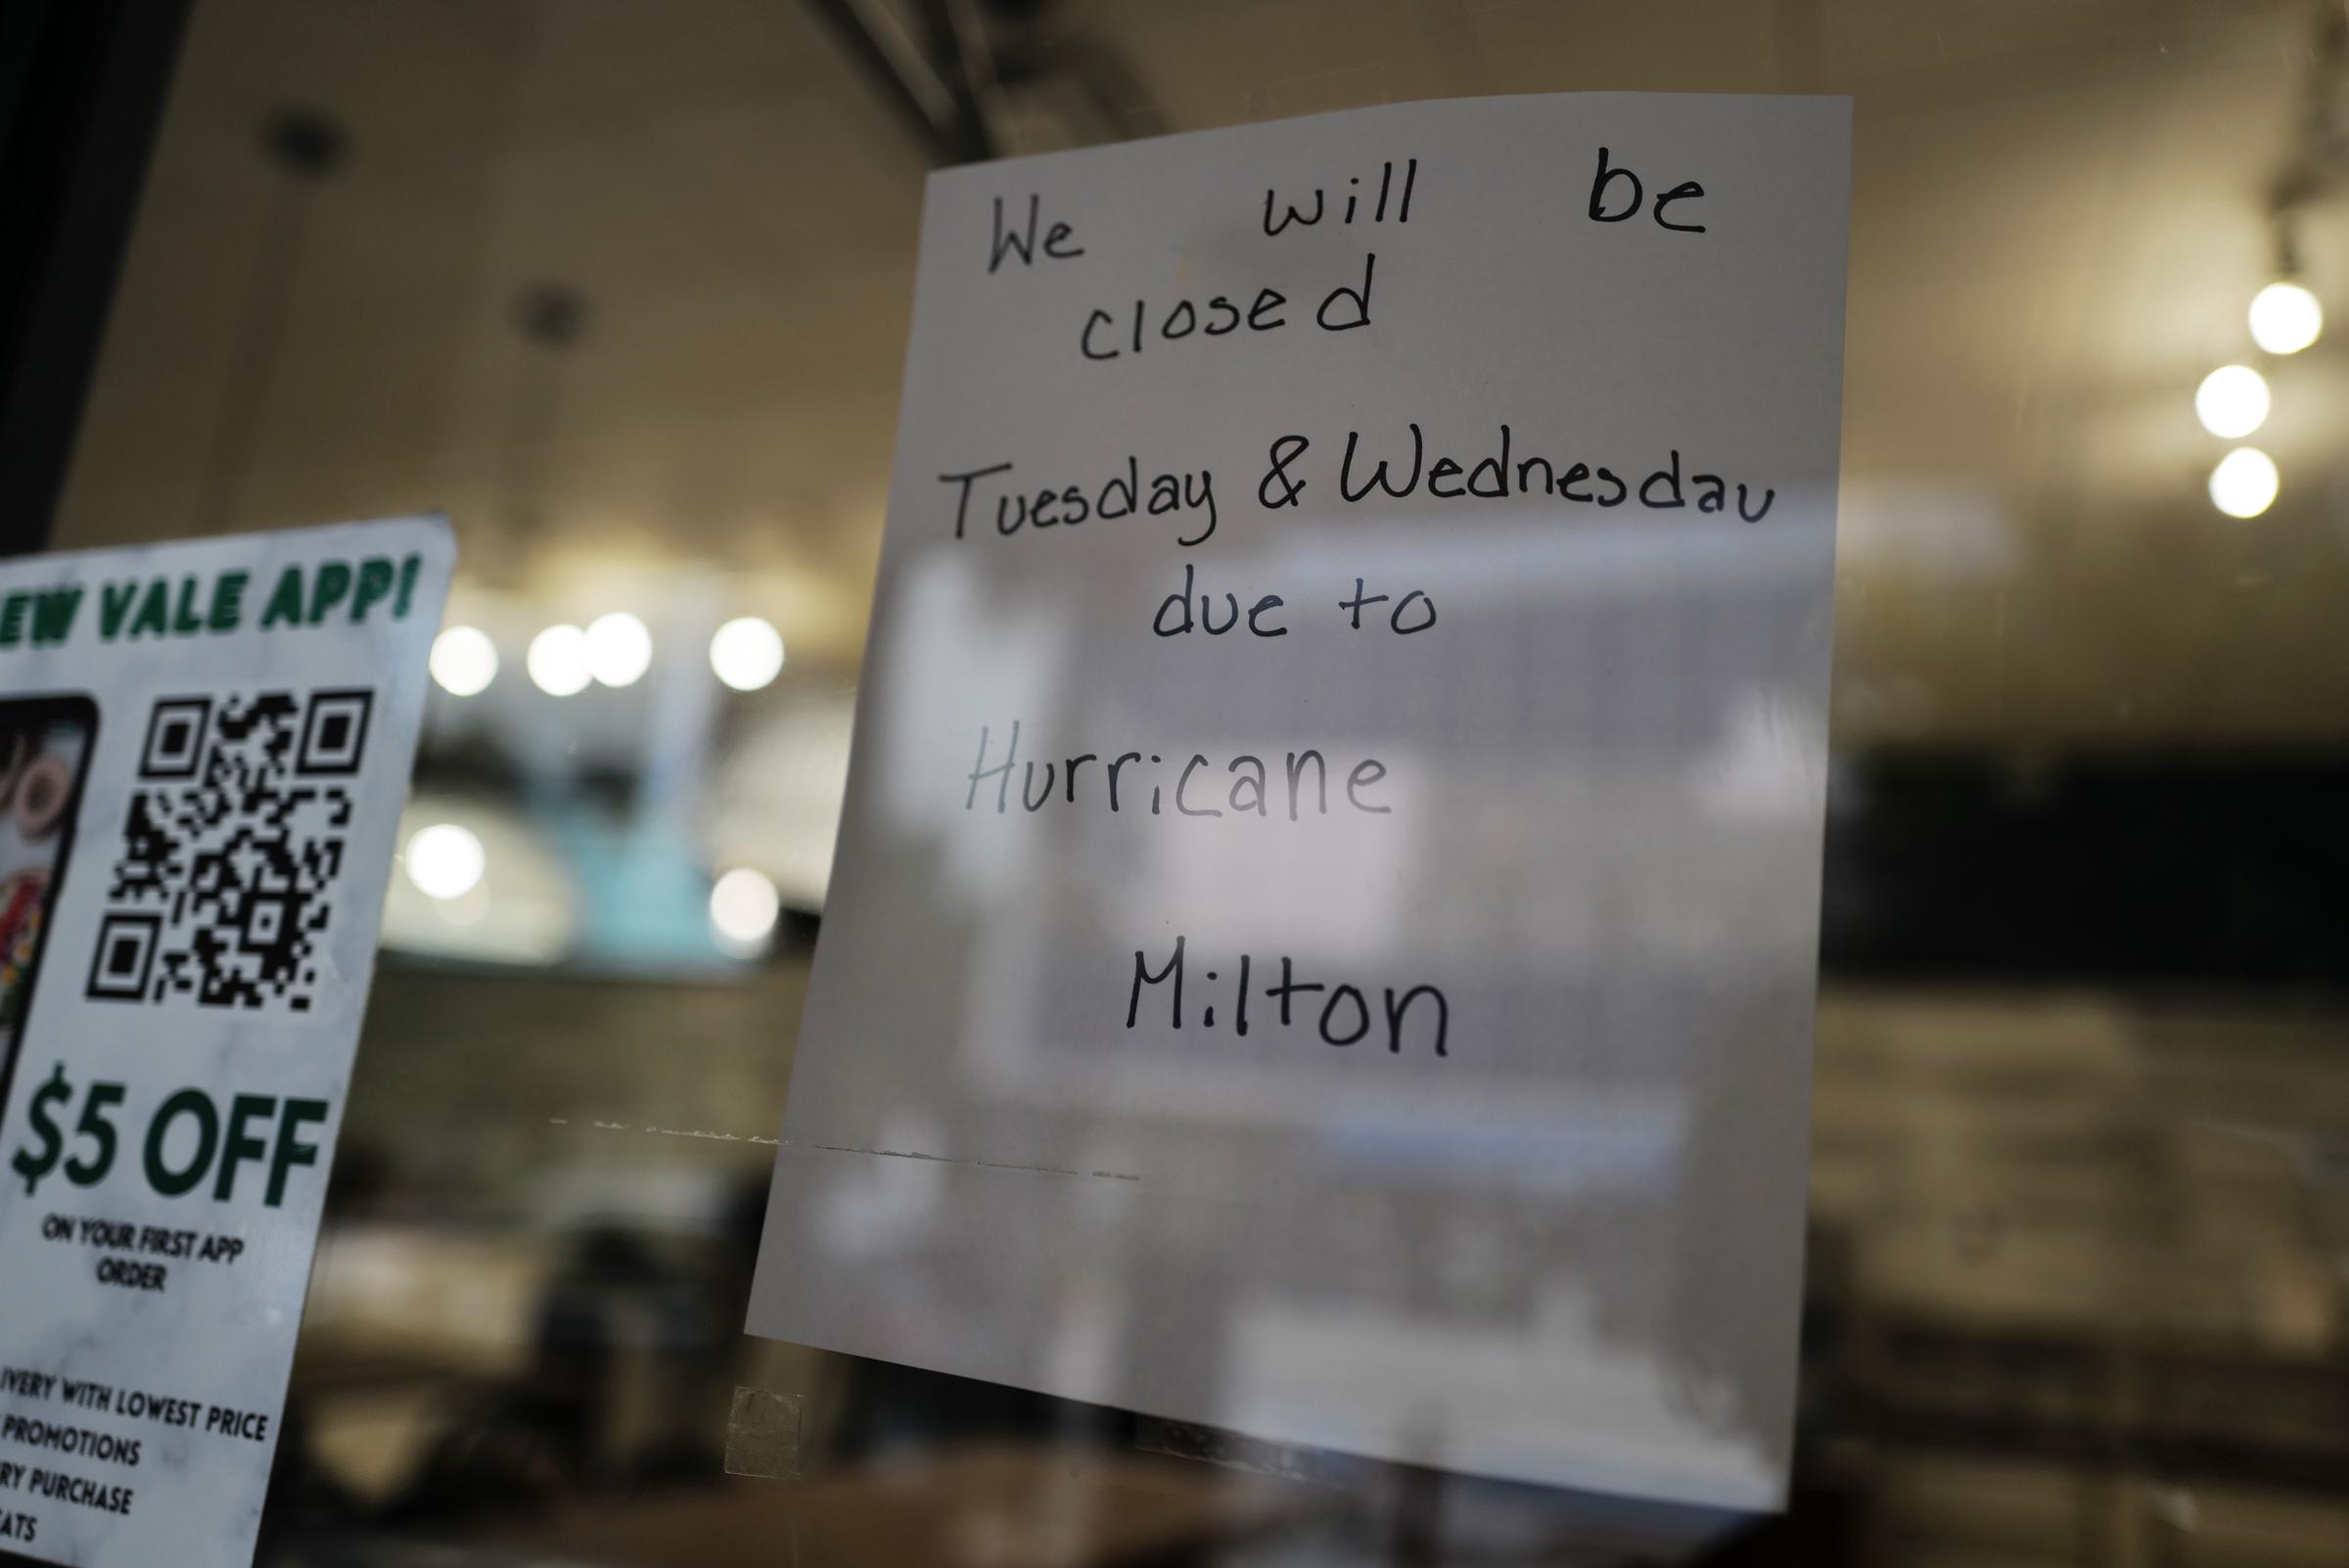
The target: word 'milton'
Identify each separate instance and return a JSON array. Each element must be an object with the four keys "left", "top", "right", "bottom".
[
  {"left": 939, "top": 456, "right": 1217, "bottom": 545},
  {"left": 1127, "top": 936, "right": 1450, "bottom": 1057},
  {"left": 965, "top": 721, "right": 1391, "bottom": 820},
  {"left": 1263, "top": 426, "right": 1777, "bottom": 522}
]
